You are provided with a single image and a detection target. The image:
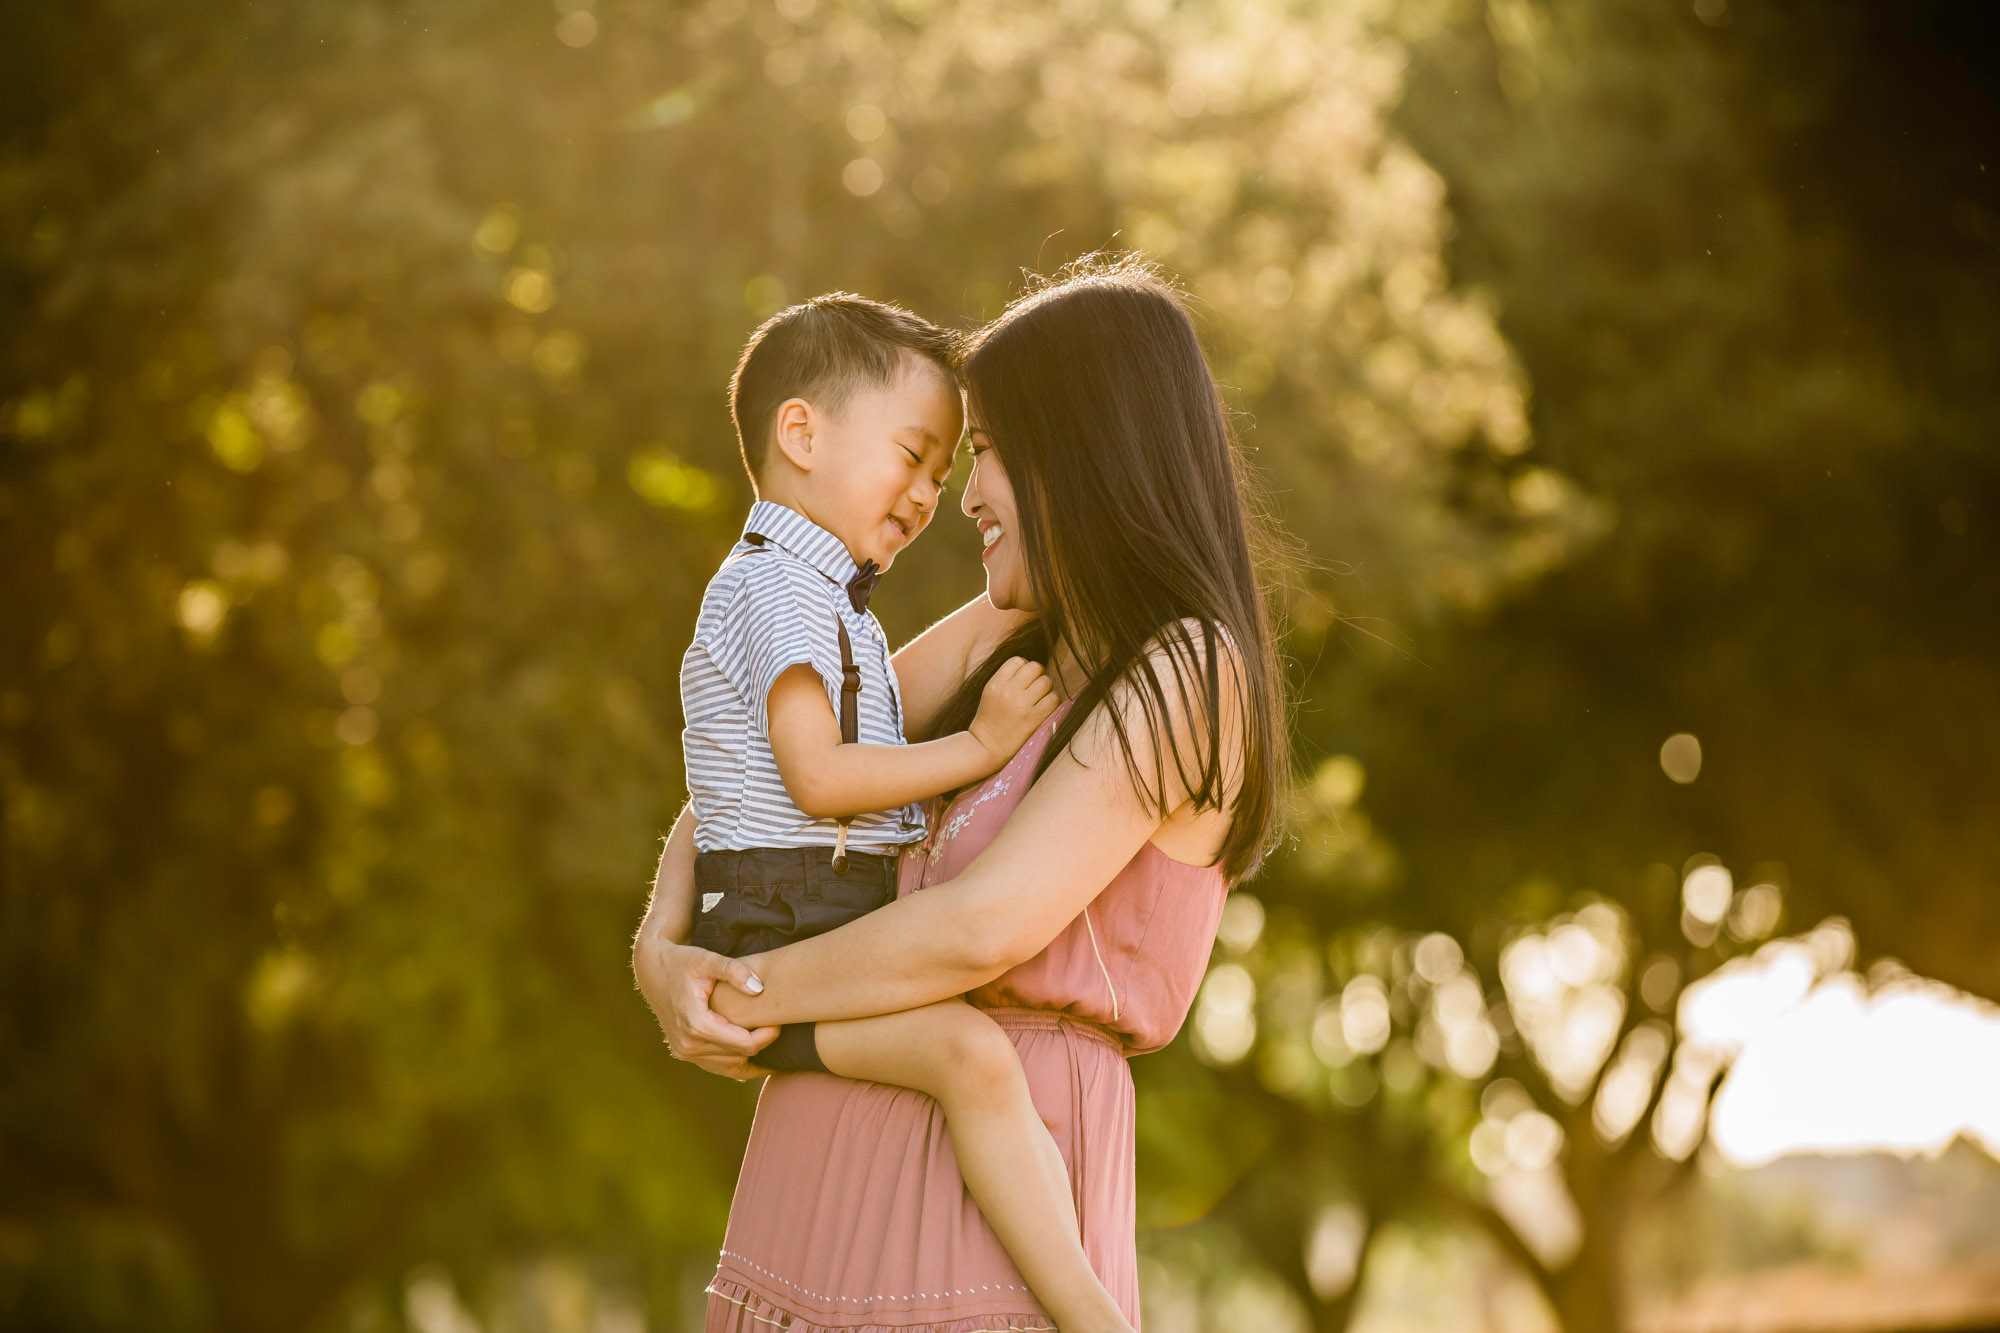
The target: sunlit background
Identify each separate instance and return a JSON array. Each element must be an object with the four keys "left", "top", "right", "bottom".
[{"left": 4, "top": 1, "right": 1998, "bottom": 1331}]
